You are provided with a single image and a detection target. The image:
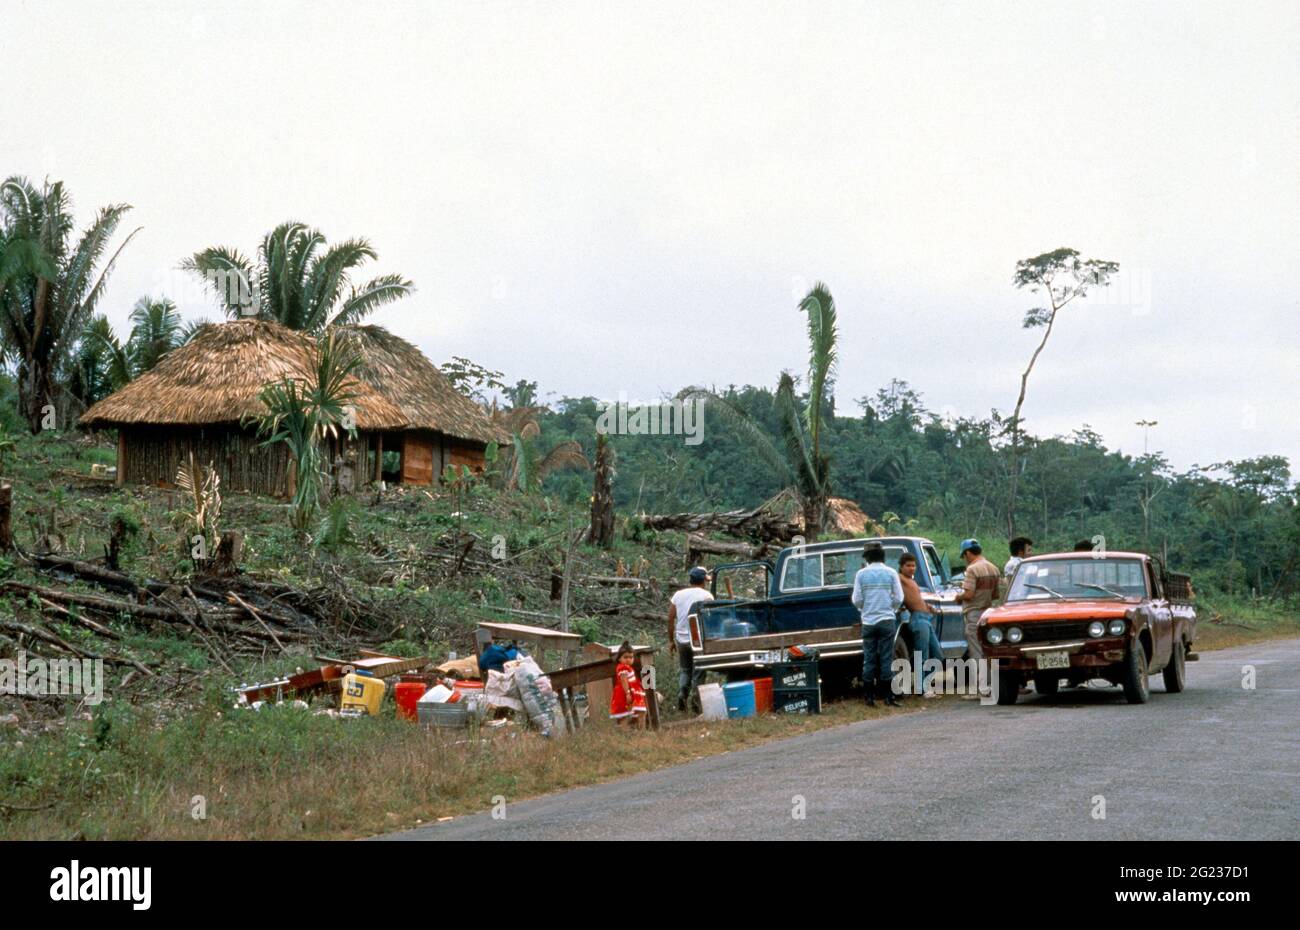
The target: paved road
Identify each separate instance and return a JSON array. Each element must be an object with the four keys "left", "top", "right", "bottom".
[{"left": 381, "top": 638, "right": 1300, "bottom": 840}]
